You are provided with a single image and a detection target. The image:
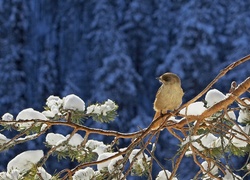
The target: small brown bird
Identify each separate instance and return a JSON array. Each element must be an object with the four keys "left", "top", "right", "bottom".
[{"left": 152, "top": 72, "right": 184, "bottom": 130}]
